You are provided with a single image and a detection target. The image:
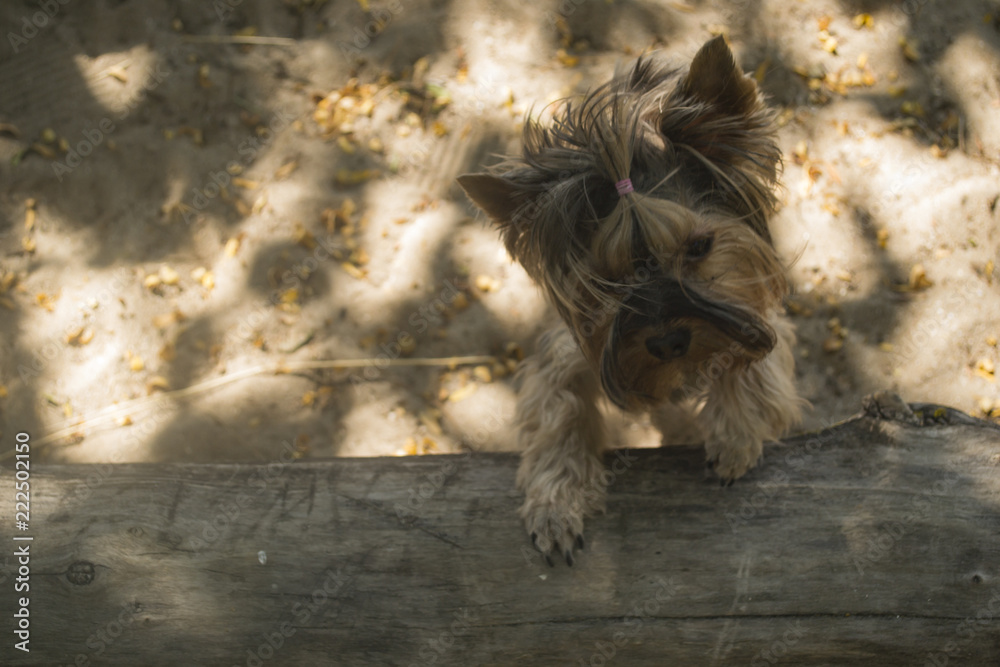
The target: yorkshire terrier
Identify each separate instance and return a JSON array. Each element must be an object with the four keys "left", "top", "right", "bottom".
[{"left": 458, "top": 37, "right": 802, "bottom": 565}]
